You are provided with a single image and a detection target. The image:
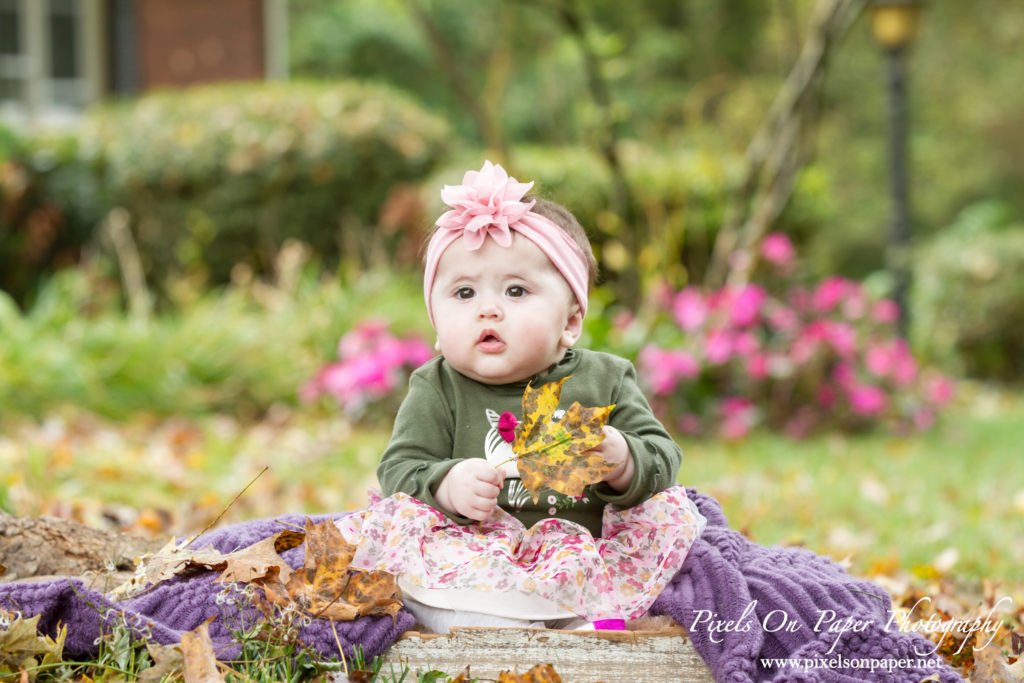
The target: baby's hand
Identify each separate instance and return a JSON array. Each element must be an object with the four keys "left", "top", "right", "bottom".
[
  {"left": 587, "top": 426, "right": 634, "bottom": 492},
  {"left": 436, "top": 459, "right": 506, "bottom": 521}
]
